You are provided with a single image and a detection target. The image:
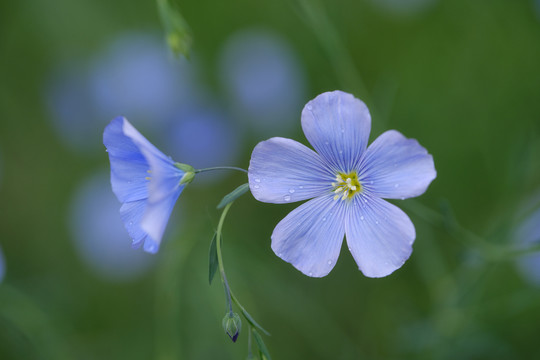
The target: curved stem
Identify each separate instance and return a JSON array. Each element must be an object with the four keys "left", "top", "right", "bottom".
[
  {"left": 216, "top": 202, "right": 234, "bottom": 314},
  {"left": 195, "top": 166, "right": 247, "bottom": 174}
]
